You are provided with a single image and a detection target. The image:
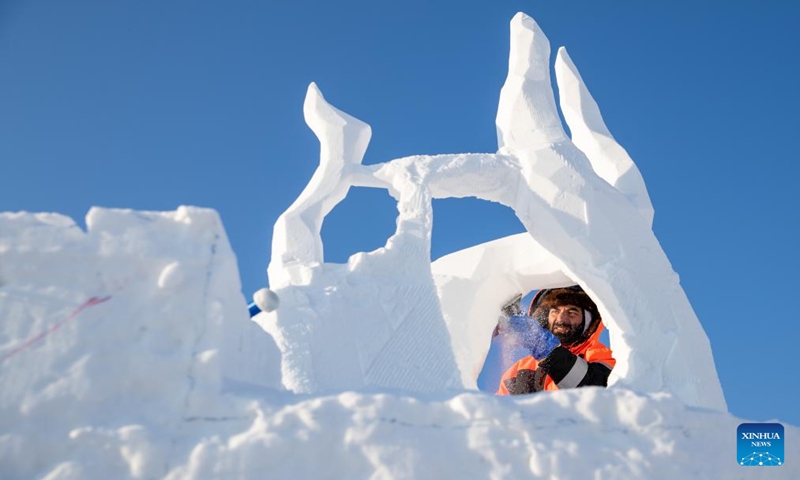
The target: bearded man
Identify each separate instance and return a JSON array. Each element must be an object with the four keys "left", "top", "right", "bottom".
[{"left": 496, "top": 285, "right": 616, "bottom": 395}]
